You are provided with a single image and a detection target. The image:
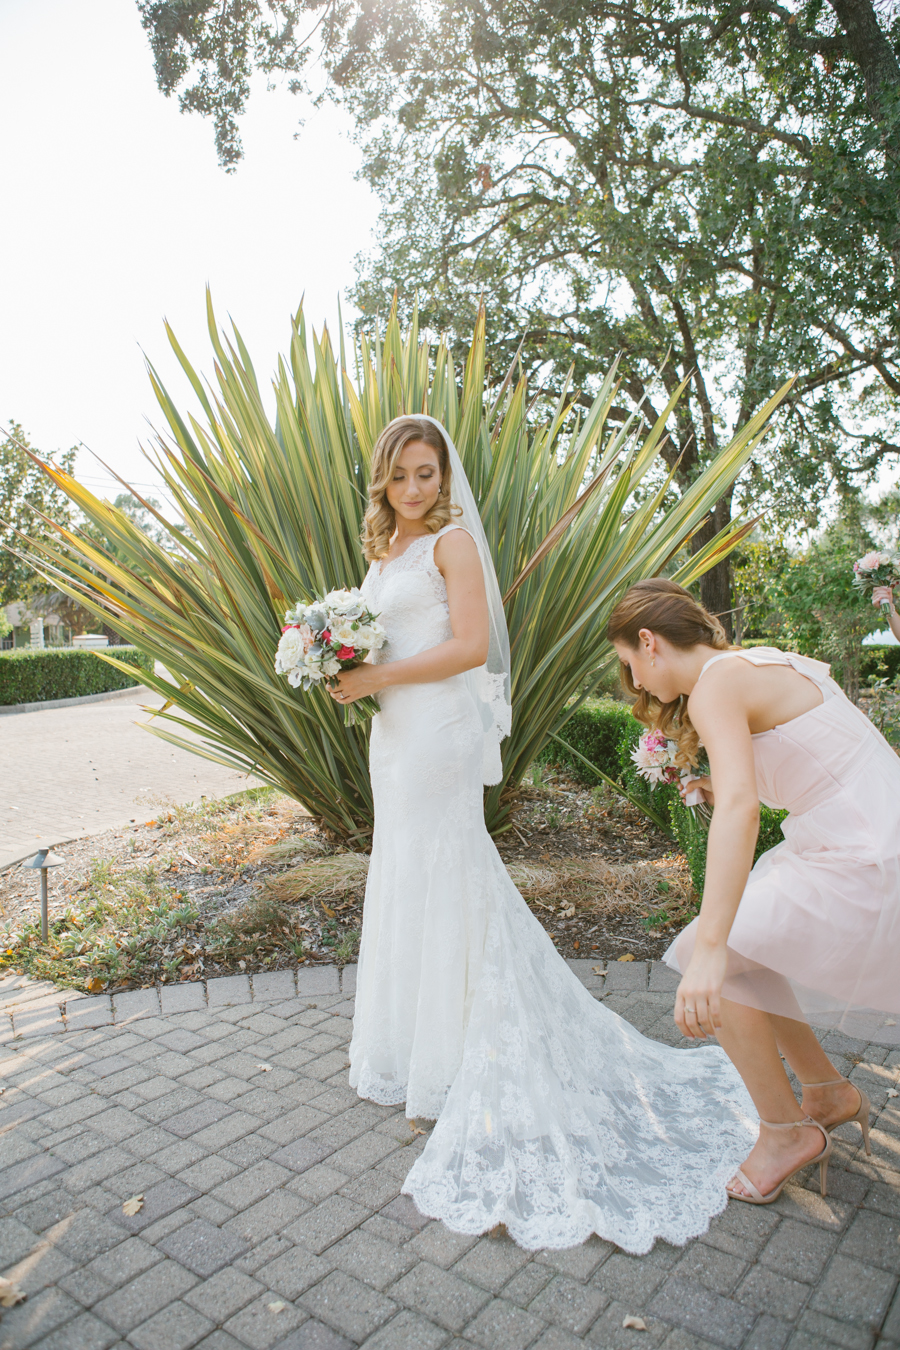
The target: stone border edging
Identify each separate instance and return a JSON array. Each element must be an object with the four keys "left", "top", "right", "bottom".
[
  {"left": 0, "top": 683, "right": 148, "bottom": 716},
  {"left": 0, "top": 963, "right": 359, "bottom": 1040}
]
